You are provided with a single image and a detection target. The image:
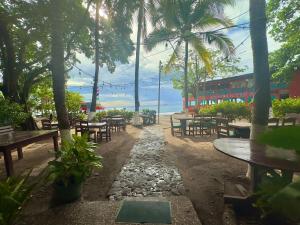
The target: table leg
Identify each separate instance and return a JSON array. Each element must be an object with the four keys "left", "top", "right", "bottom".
[
  {"left": 3, "top": 150, "right": 14, "bottom": 177},
  {"left": 53, "top": 135, "right": 59, "bottom": 152},
  {"left": 250, "top": 165, "right": 265, "bottom": 192},
  {"left": 17, "top": 147, "right": 23, "bottom": 160},
  {"left": 181, "top": 120, "right": 187, "bottom": 136}
]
